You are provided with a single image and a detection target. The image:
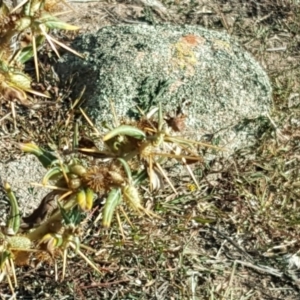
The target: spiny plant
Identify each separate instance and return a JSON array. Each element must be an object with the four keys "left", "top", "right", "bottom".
[
  {"left": 76, "top": 103, "right": 223, "bottom": 225},
  {"left": 1, "top": 179, "right": 101, "bottom": 298},
  {"left": 1, "top": 102, "right": 224, "bottom": 297},
  {"left": 0, "top": 0, "right": 81, "bottom": 106}
]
